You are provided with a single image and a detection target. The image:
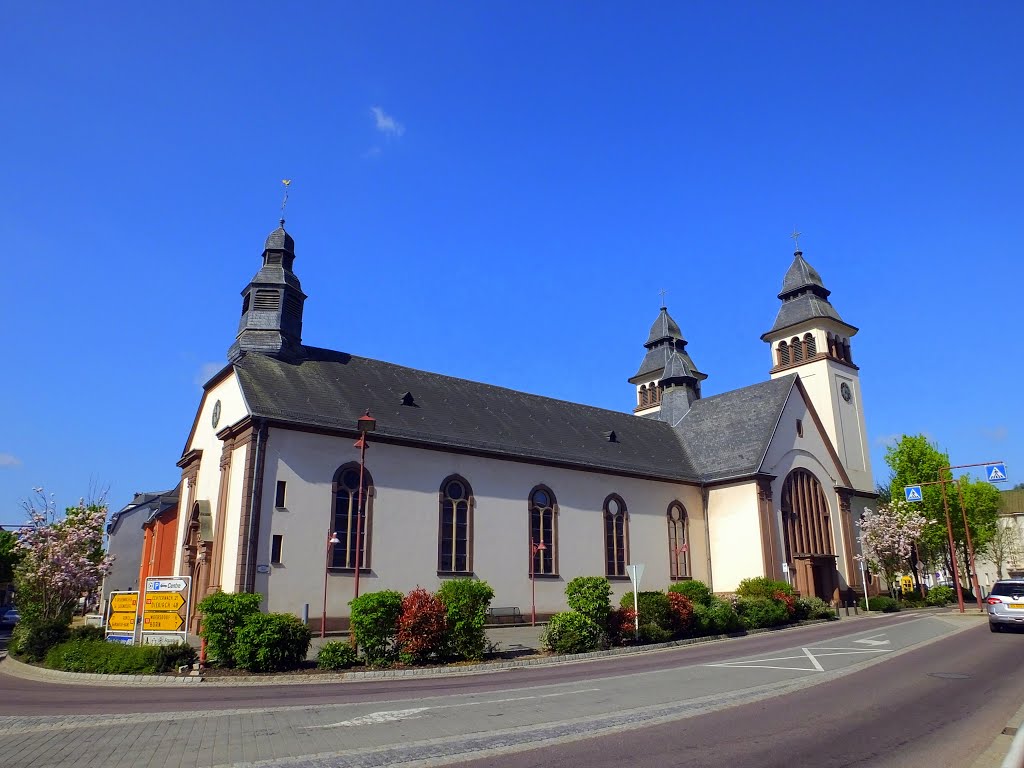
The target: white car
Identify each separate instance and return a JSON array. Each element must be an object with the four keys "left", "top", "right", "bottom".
[{"left": 986, "top": 579, "right": 1024, "bottom": 632}]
